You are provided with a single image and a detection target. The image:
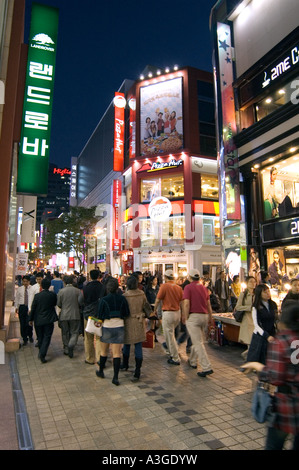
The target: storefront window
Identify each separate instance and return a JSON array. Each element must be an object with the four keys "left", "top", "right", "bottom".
[
  {"left": 140, "top": 216, "right": 185, "bottom": 247},
  {"left": 240, "top": 77, "right": 296, "bottom": 129},
  {"left": 125, "top": 184, "right": 132, "bottom": 208},
  {"left": 202, "top": 216, "right": 220, "bottom": 245},
  {"left": 140, "top": 174, "right": 184, "bottom": 202},
  {"left": 262, "top": 154, "right": 299, "bottom": 220},
  {"left": 201, "top": 174, "right": 219, "bottom": 200},
  {"left": 123, "top": 222, "right": 132, "bottom": 250}
]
